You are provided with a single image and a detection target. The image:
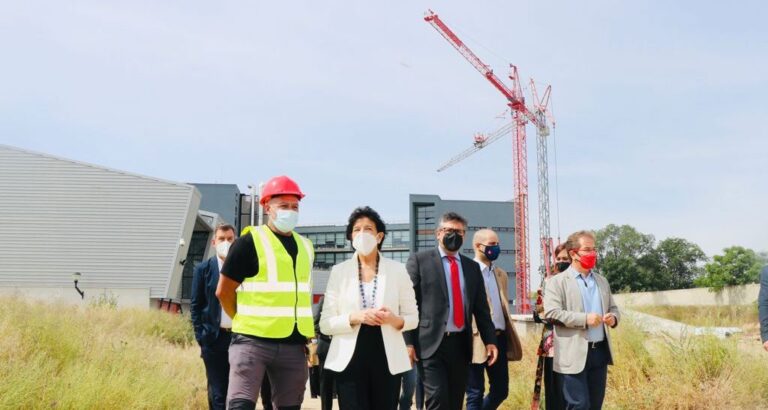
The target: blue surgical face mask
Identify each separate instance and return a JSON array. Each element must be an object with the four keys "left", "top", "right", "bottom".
[
  {"left": 272, "top": 210, "right": 299, "bottom": 233},
  {"left": 483, "top": 244, "right": 501, "bottom": 261}
]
